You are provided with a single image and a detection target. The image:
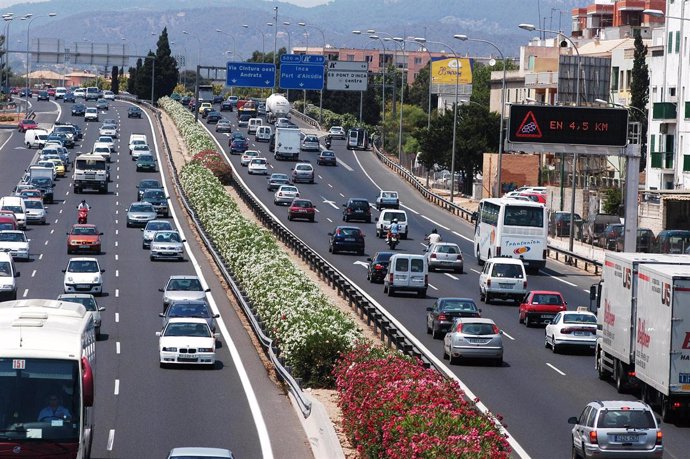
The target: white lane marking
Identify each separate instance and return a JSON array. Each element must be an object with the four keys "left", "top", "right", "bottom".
[
  {"left": 116, "top": 342, "right": 120, "bottom": 354},
  {"left": 339, "top": 192, "right": 345, "bottom": 198},
  {"left": 114, "top": 379, "right": 119, "bottom": 395},
  {"left": 115, "top": 270, "right": 119, "bottom": 277},
  {"left": 428, "top": 283, "right": 438, "bottom": 291},
  {"left": 115, "top": 289, "right": 119, "bottom": 298},
  {"left": 116, "top": 175, "right": 120, "bottom": 180},
  {"left": 107, "top": 429, "right": 115, "bottom": 451},
  {"left": 44, "top": 240, "right": 48, "bottom": 246},
  {"left": 318, "top": 174, "right": 323, "bottom": 179},
  {"left": 327, "top": 183, "right": 333, "bottom": 188},
  {"left": 353, "top": 261, "right": 368, "bottom": 268},
  {"left": 452, "top": 230, "right": 473, "bottom": 243},
  {"left": 420, "top": 214, "right": 450, "bottom": 230},
  {"left": 547, "top": 274, "right": 577, "bottom": 287},
  {"left": 50, "top": 229, "right": 54, "bottom": 235},
  {"left": 115, "top": 229, "right": 119, "bottom": 235},
  {"left": 326, "top": 217, "right": 333, "bottom": 223},
  {"left": 444, "top": 273, "right": 459, "bottom": 280},
  {"left": 583, "top": 289, "right": 590, "bottom": 293},
  {"left": 115, "top": 219, "right": 118, "bottom": 224},
  {"left": 115, "top": 254, "right": 119, "bottom": 261},
  {"left": 115, "top": 313, "right": 119, "bottom": 323},
  {"left": 31, "top": 270, "right": 36, "bottom": 278},
  {"left": 115, "top": 201, "right": 118, "bottom": 206},
  {"left": 59, "top": 209, "right": 63, "bottom": 214},
  {"left": 22, "top": 289, "right": 28, "bottom": 297},
  {"left": 38, "top": 254, "right": 43, "bottom": 260},
  {"left": 65, "top": 191, "right": 70, "bottom": 197},
  {"left": 116, "top": 183, "right": 119, "bottom": 188},
  {"left": 470, "top": 268, "right": 481, "bottom": 274},
  {"left": 401, "top": 204, "right": 419, "bottom": 215},
  {"left": 115, "top": 241, "right": 118, "bottom": 247},
  {"left": 336, "top": 157, "right": 354, "bottom": 171},
  {"left": 115, "top": 210, "right": 118, "bottom": 215},
  {"left": 546, "top": 363, "right": 566, "bottom": 376},
  {"left": 502, "top": 331, "right": 516, "bottom": 341},
  {"left": 321, "top": 198, "right": 339, "bottom": 209},
  {"left": 54, "top": 219, "right": 58, "bottom": 224}
]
